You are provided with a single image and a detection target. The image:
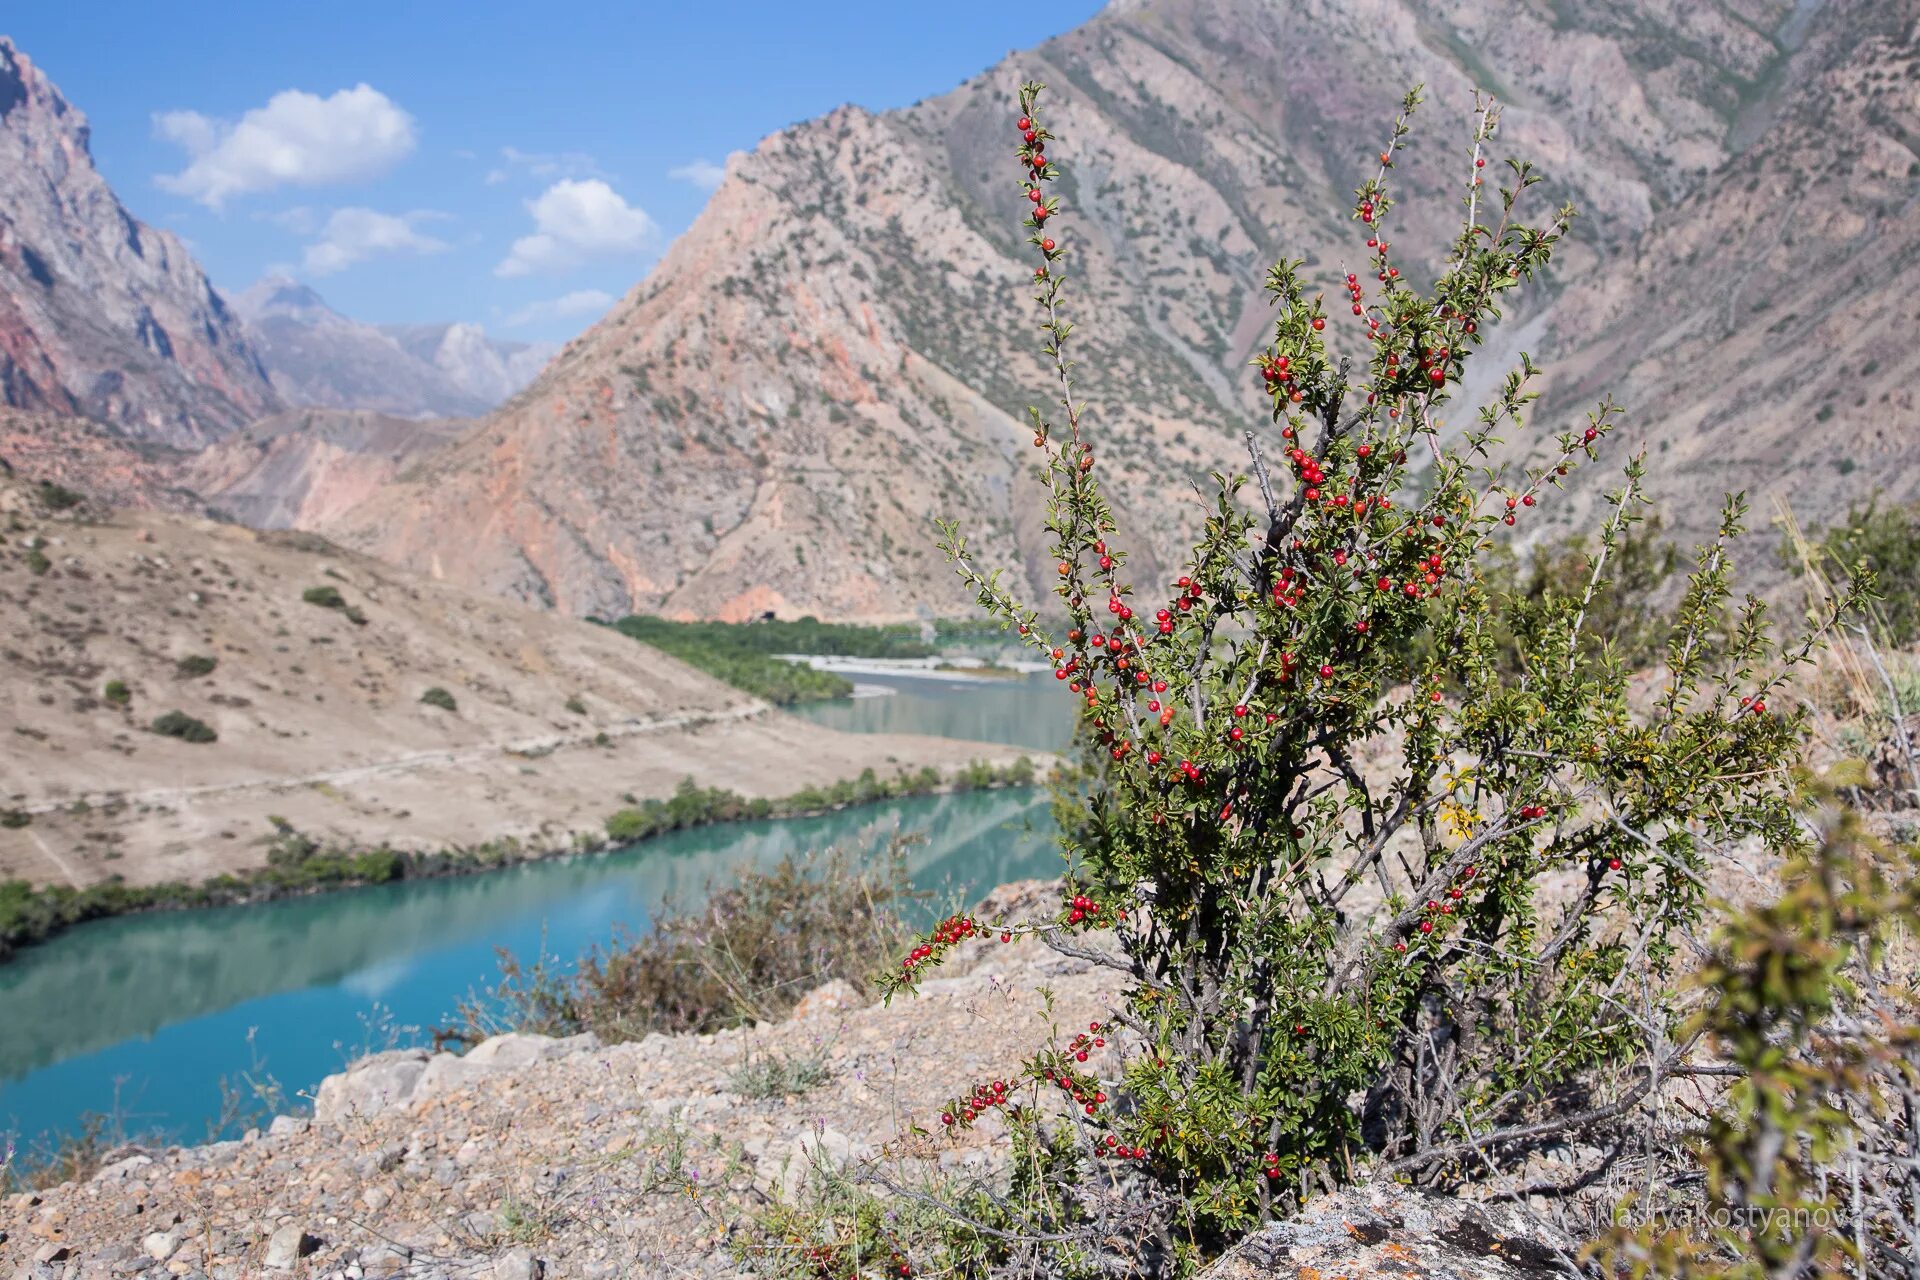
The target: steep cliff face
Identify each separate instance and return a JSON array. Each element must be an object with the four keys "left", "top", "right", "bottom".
[
  {"left": 0, "top": 38, "right": 279, "bottom": 446},
  {"left": 323, "top": 0, "right": 1810, "bottom": 620}
]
